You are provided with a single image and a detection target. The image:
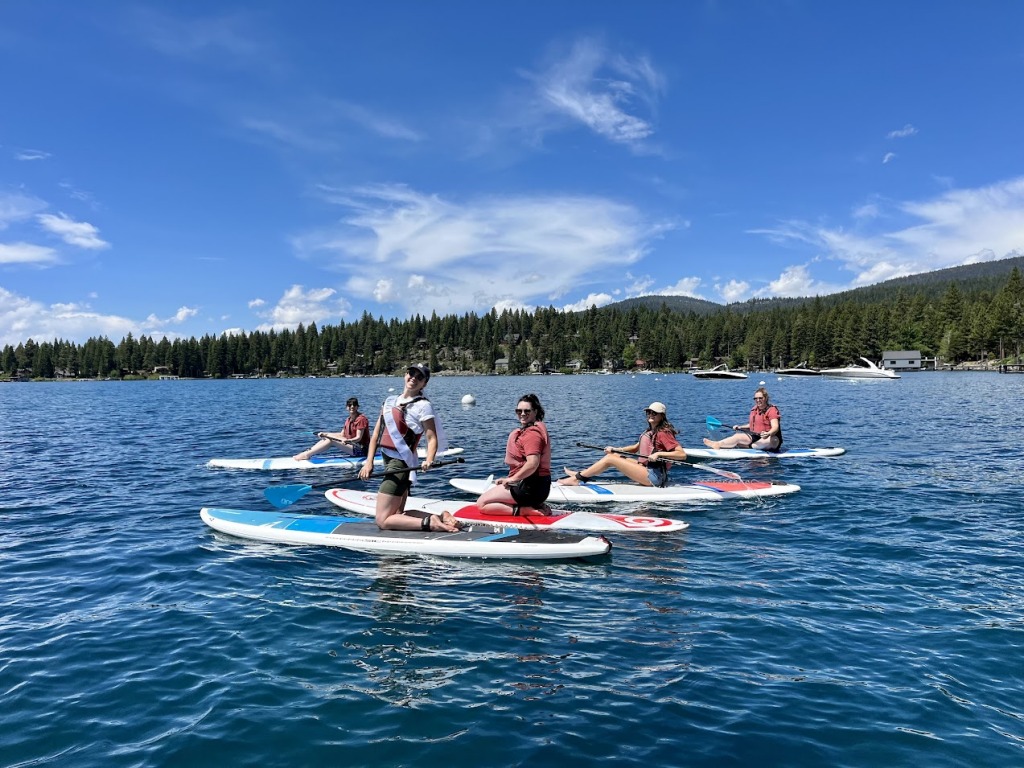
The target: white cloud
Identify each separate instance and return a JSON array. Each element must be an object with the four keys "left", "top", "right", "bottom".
[
  {"left": 718, "top": 279, "right": 751, "bottom": 303},
  {"left": 248, "top": 298, "right": 265, "bottom": 308},
  {"left": 748, "top": 176, "right": 1024, "bottom": 294},
  {"left": 0, "top": 191, "right": 47, "bottom": 228},
  {"left": 882, "top": 152, "right": 896, "bottom": 164},
  {"left": 253, "top": 284, "right": 350, "bottom": 331},
  {"left": 299, "top": 183, "right": 669, "bottom": 318},
  {"left": 145, "top": 306, "right": 199, "bottom": 326},
  {"left": 0, "top": 242, "right": 59, "bottom": 265},
  {"left": 36, "top": 212, "right": 109, "bottom": 250},
  {"left": 15, "top": 149, "right": 51, "bottom": 161},
  {"left": 0, "top": 287, "right": 137, "bottom": 348},
  {"left": 561, "top": 293, "right": 614, "bottom": 312},
  {"left": 527, "top": 37, "right": 664, "bottom": 146},
  {"left": 887, "top": 124, "right": 918, "bottom": 139},
  {"left": 654, "top": 276, "right": 704, "bottom": 297}
]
